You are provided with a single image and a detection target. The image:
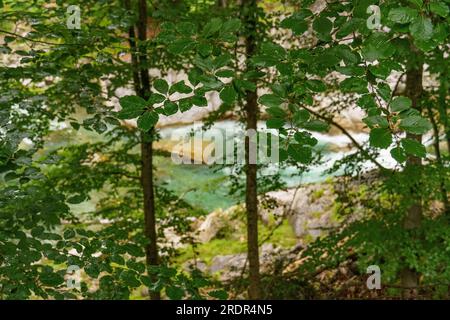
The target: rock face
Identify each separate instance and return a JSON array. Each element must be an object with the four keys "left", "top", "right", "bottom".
[
  {"left": 267, "top": 183, "right": 338, "bottom": 241},
  {"left": 208, "top": 243, "right": 292, "bottom": 281},
  {"left": 196, "top": 206, "right": 242, "bottom": 243},
  {"left": 182, "top": 177, "right": 372, "bottom": 282}
]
